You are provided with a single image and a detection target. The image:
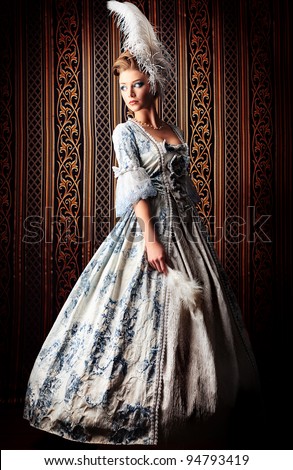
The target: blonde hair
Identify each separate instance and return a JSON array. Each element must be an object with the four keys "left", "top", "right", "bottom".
[
  {"left": 112, "top": 50, "right": 140, "bottom": 76},
  {"left": 113, "top": 50, "right": 159, "bottom": 98}
]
